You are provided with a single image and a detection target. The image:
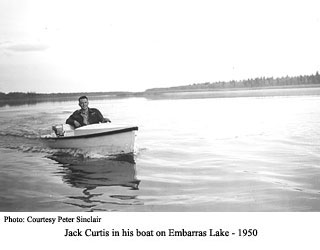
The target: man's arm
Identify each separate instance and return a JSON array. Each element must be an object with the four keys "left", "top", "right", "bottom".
[
  {"left": 102, "top": 117, "right": 111, "bottom": 123},
  {"left": 66, "top": 111, "right": 82, "bottom": 127},
  {"left": 66, "top": 115, "right": 75, "bottom": 126},
  {"left": 95, "top": 109, "right": 111, "bottom": 123}
]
